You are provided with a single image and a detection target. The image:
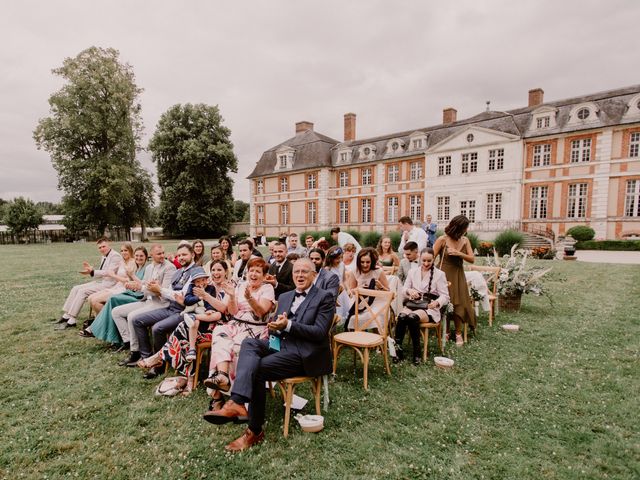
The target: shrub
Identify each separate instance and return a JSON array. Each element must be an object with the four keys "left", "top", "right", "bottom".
[
  {"left": 435, "top": 229, "right": 444, "bottom": 239},
  {"left": 566, "top": 226, "right": 595, "bottom": 242},
  {"left": 465, "top": 232, "right": 479, "bottom": 252},
  {"left": 361, "top": 231, "right": 382, "bottom": 248},
  {"left": 575, "top": 240, "right": 640, "bottom": 251},
  {"left": 493, "top": 229, "right": 525, "bottom": 256},
  {"left": 477, "top": 241, "right": 494, "bottom": 256},
  {"left": 388, "top": 231, "right": 402, "bottom": 252}
]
